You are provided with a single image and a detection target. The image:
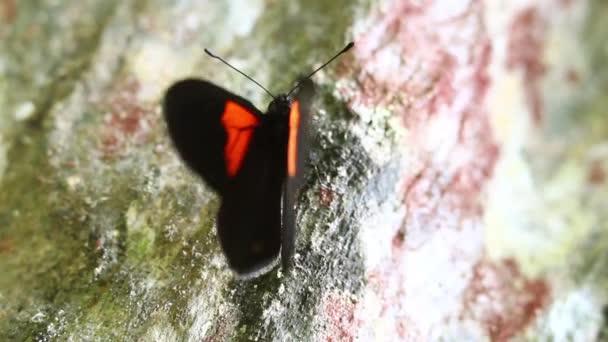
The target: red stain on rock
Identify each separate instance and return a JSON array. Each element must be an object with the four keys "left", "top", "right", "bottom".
[
  {"left": 319, "top": 292, "right": 360, "bottom": 342},
  {"left": 427, "top": 50, "right": 457, "bottom": 115},
  {"left": 471, "top": 40, "right": 493, "bottom": 103},
  {"left": 401, "top": 168, "right": 424, "bottom": 205},
  {"left": 318, "top": 186, "right": 336, "bottom": 207},
  {"left": 365, "top": 201, "right": 415, "bottom": 340},
  {"left": 1, "top": 0, "right": 16, "bottom": 24},
  {"left": 451, "top": 38, "right": 499, "bottom": 215},
  {"left": 460, "top": 258, "right": 550, "bottom": 341},
  {"left": 448, "top": 132, "right": 500, "bottom": 215},
  {"left": 95, "top": 238, "right": 104, "bottom": 251},
  {"left": 365, "top": 254, "right": 415, "bottom": 340},
  {"left": 201, "top": 318, "right": 230, "bottom": 342},
  {"left": 557, "top": 0, "right": 575, "bottom": 8},
  {"left": 392, "top": 229, "right": 405, "bottom": 249},
  {"left": 97, "top": 78, "right": 154, "bottom": 159},
  {"left": 588, "top": 160, "right": 605, "bottom": 185},
  {"left": 0, "top": 237, "right": 14, "bottom": 255},
  {"left": 565, "top": 68, "right": 581, "bottom": 85},
  {"left": 343, "top": 0, "right": 503, "bottom": 338},
  {"left": 506, "top": 7, "right": 547, "bottom": 124},
  {"left": 350, "top": 0, "right": 499, "bottom": 224}
]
